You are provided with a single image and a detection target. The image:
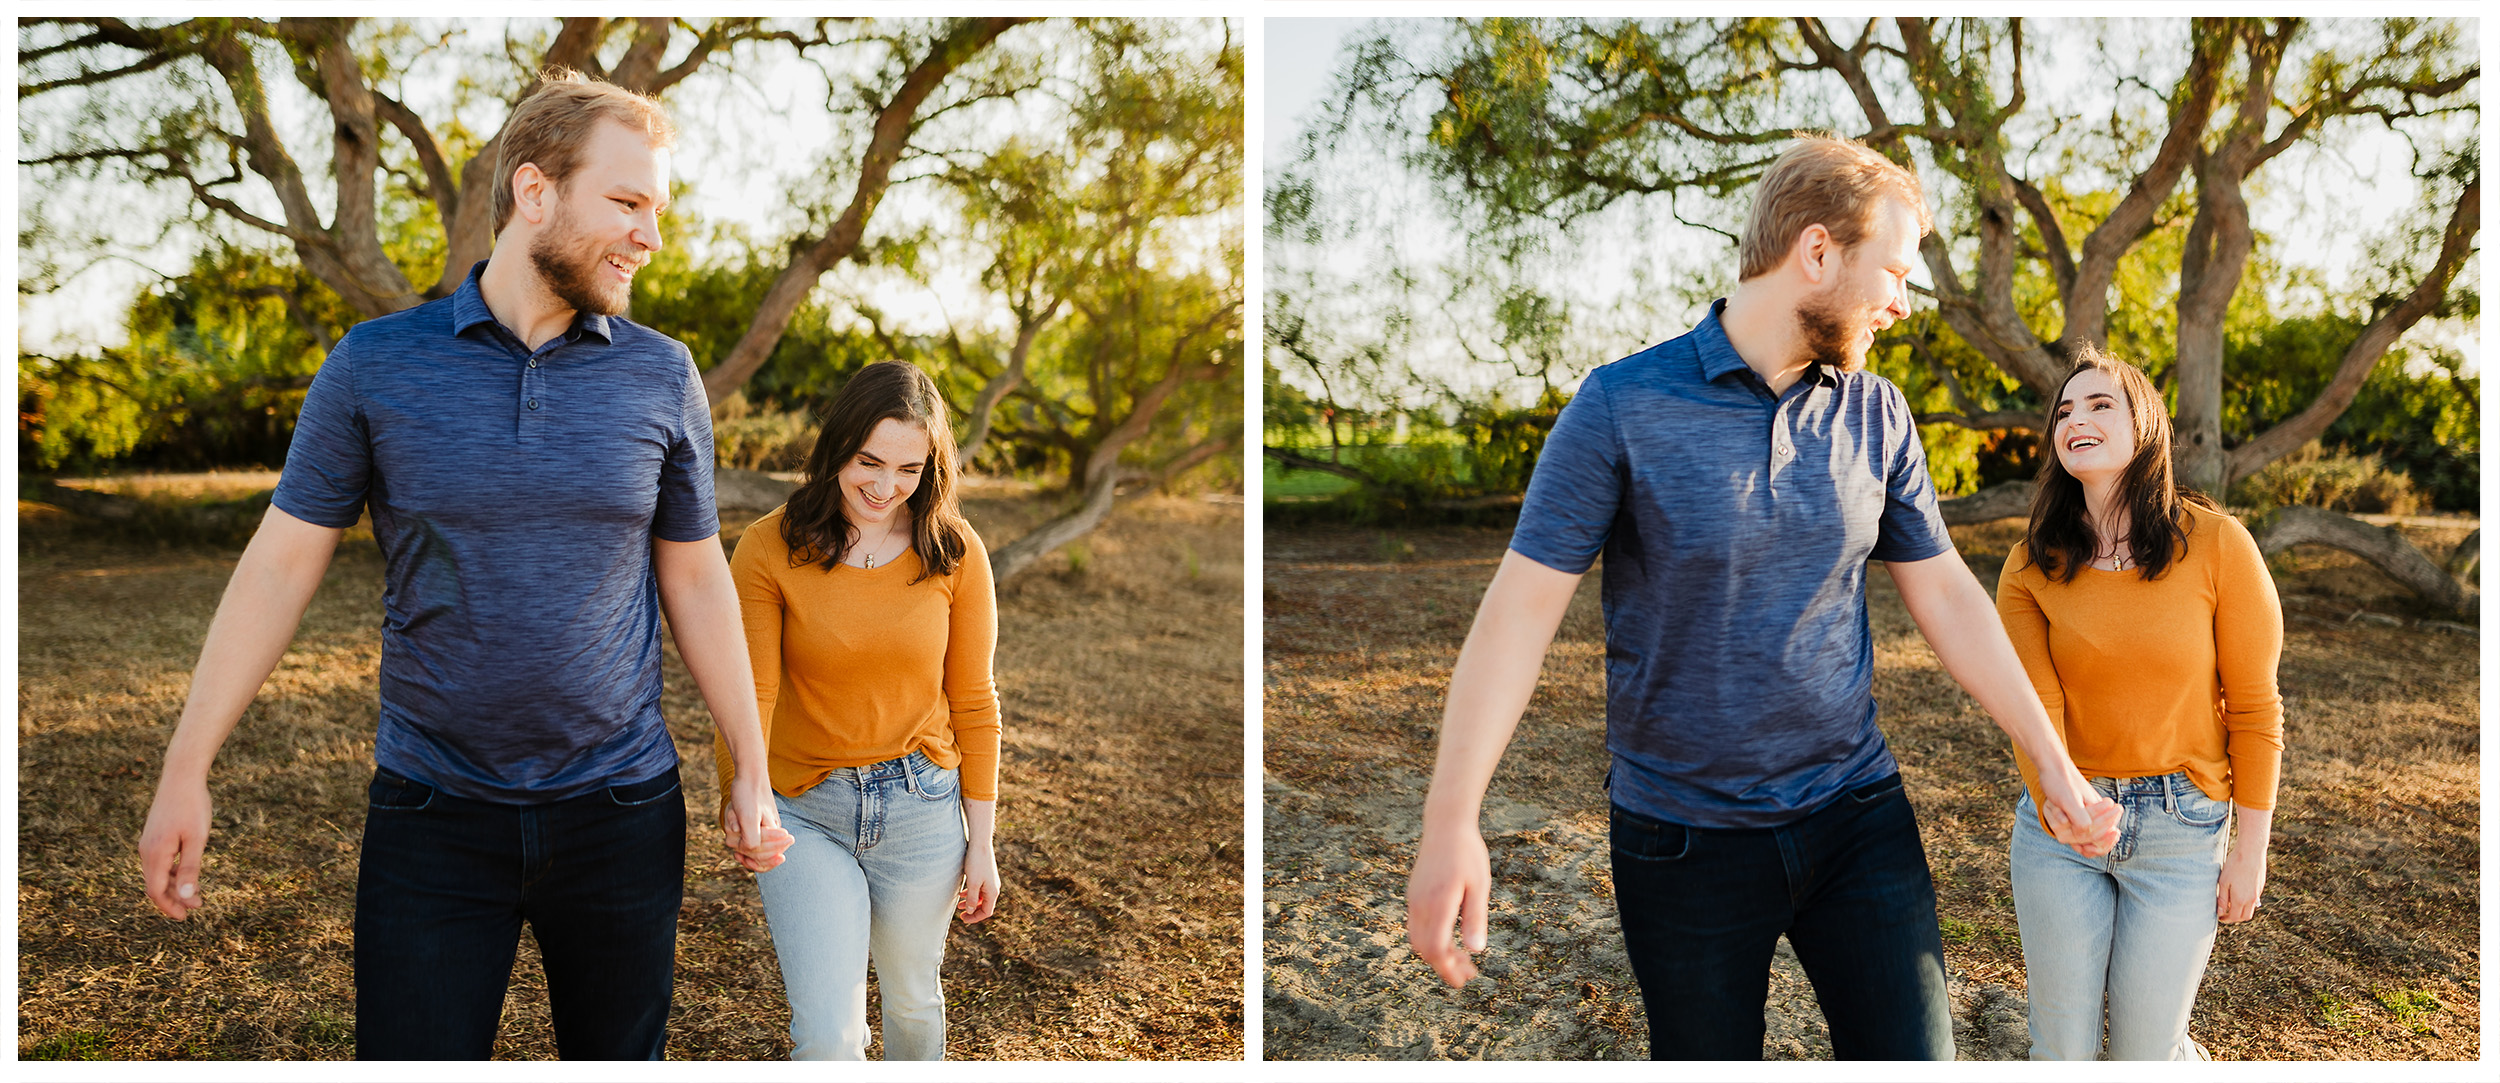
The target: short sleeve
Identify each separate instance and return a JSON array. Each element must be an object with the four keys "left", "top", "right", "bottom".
[
  {"left": 1509, "top": 366, "right": 1625, "bottom": 575},
  {"left": 270, "top": 338, "right": 372, "bottom": 528},
  {"left": 651, "top": 346, "right": 720, "bottom": 543},
  {"left": 1868, "top": 381, "right": 1953, "bottom": 563}
]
